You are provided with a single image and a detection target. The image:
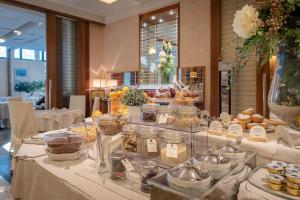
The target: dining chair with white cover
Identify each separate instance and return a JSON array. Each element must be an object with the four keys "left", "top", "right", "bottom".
[
  {"left": 5, "top": 96, "right": 23, "bottom": 128},
  {"left": 8, "top": 96, "right": 23, "bottom": 102},
  {"left": 8, "top": 101, "right": 37, "bottom": 169},
  {"left": 92, "top": 97, "right": 100, "bottom": 113},
  {"left": 69, "top": 95, "right": 86, "bottom": 116}
]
